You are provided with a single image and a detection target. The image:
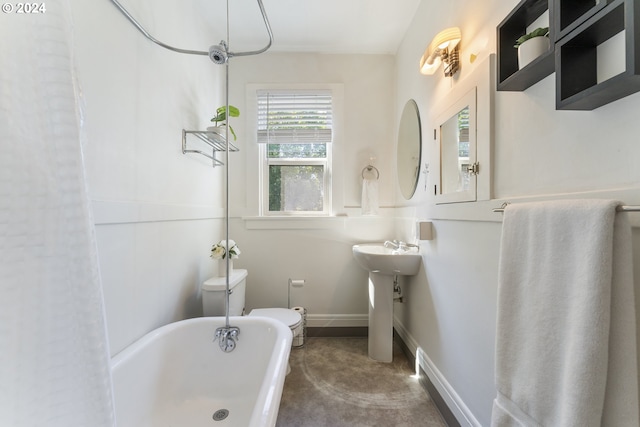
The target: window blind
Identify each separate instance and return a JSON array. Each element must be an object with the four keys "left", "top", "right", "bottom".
[{"left": 257, "top": 90, "right": 333, "bottom": 144}]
